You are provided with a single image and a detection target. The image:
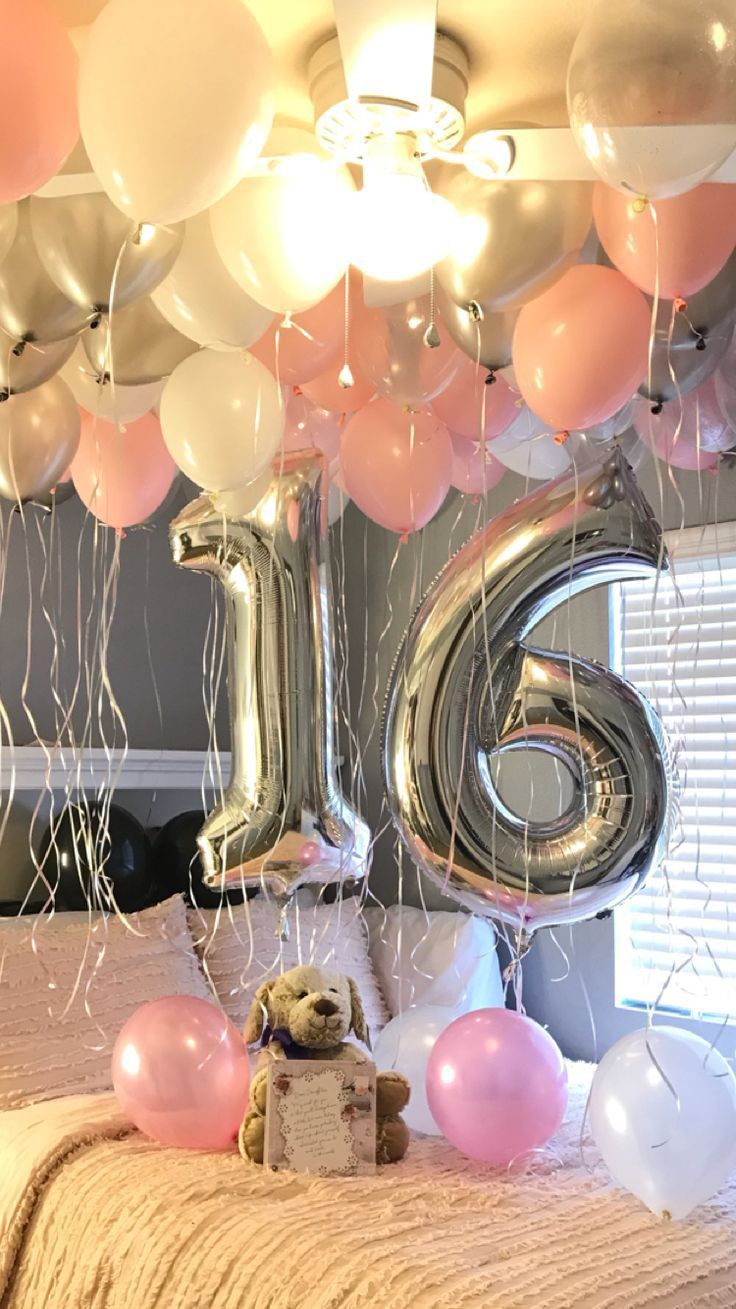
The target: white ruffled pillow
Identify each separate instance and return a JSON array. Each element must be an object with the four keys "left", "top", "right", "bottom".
[
  {"left": 364, "top": 904, "right": 504, "bottom": 1017},
  {"left": 0, "top": 896, "right": 212, "bottom": 1109},
  {"left": 188, "top": 897, "right": 390, "bottom": 1044}
]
